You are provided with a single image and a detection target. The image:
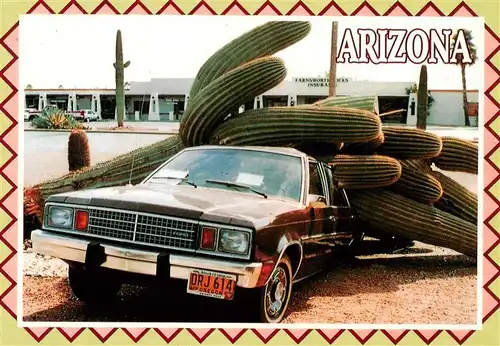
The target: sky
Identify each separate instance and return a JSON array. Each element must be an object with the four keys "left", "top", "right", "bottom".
[{"left": 19, "top": 15, "right": 484, "bottom": 90}]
